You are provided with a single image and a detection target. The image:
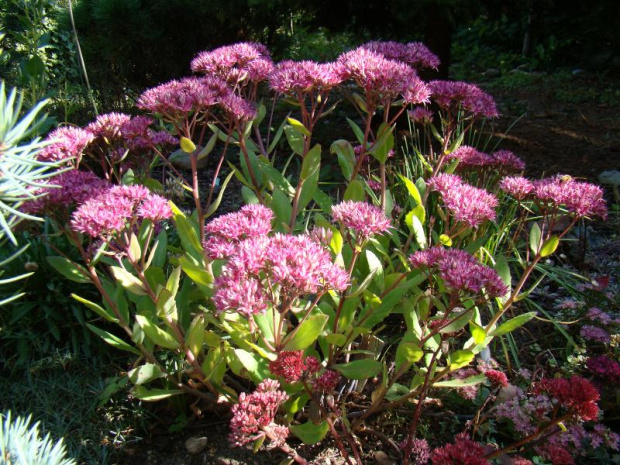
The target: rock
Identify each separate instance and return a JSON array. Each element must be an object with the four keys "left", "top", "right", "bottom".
[
  {"left": 169, "top": 147, "right": 209, "bottom": 171},
  {"left": 572, "top": 68, "right": 586, "bottom": 75},
  {"left": 598, "top": 170, "right": 620, "bottom": 186},
  {"left": 185, "top": 436, "right": 208, "bottom": 455},
  {"left": 482, "top": 68, "right": 500, "bottom": 78},
  {"left": 374, "top": 451, "right": 397, "bottom": 465}
]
